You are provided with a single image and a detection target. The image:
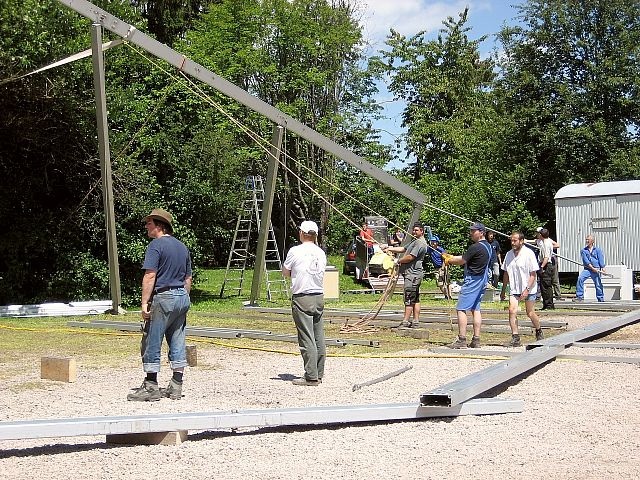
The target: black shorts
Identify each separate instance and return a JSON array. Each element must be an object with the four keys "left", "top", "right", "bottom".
[{"left": 403, "top": 277, "right": 422, "bottom": 305}]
